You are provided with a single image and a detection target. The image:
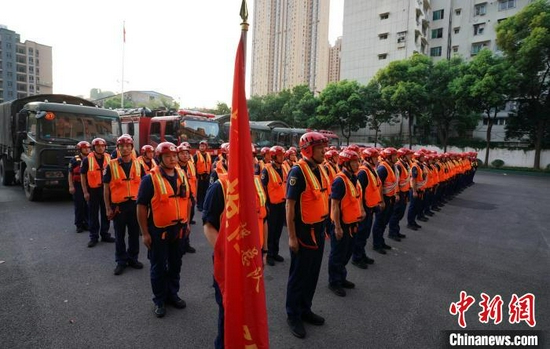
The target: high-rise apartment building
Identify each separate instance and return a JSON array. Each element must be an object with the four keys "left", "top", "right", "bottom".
[
  {"left": 251, "top": 0, "right": 330, "bottom": 96},
  {"left": 328, "top": 37, "right": 342, "bottom": 83},
  {"left": 0, "top": 25, "right": 53, "bottom": 103}
]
